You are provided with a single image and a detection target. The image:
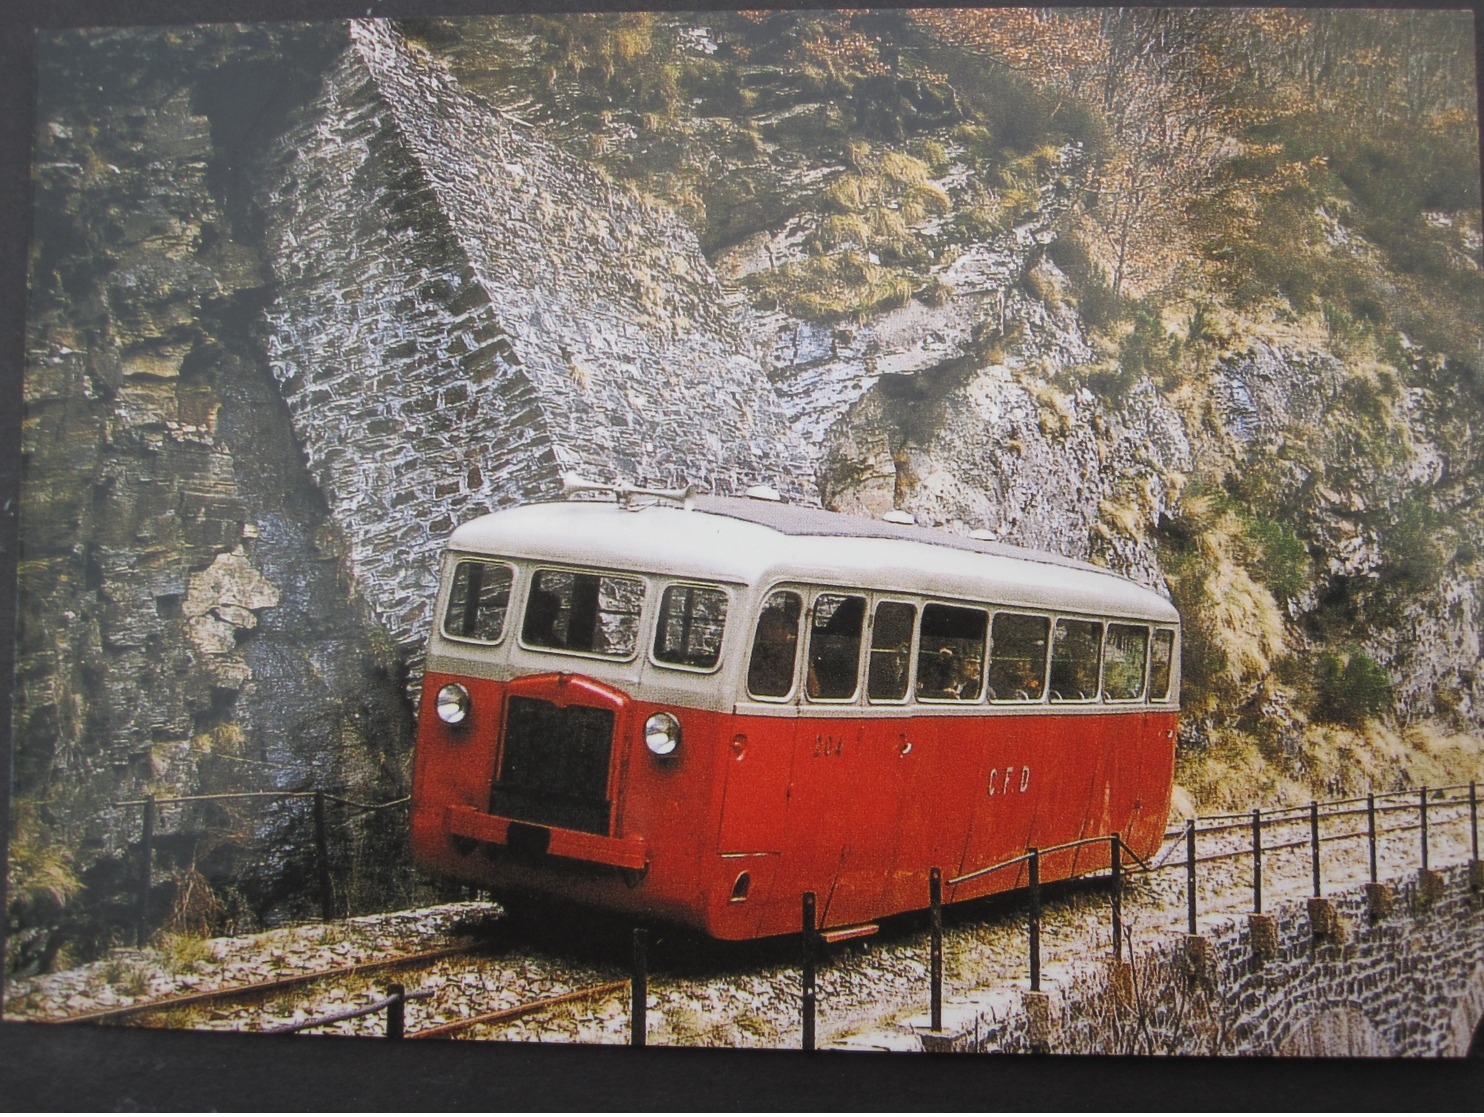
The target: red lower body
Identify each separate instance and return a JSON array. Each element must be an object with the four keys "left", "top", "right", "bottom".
[{"left": 411, "top": 671, "right": 1177, "bottom": 940}]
